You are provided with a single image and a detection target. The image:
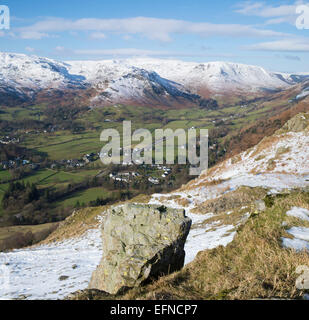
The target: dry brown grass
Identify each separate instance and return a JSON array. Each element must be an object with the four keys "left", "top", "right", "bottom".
[
  {"left": 185, "top": 177, "right": 227, "bottom": 192},
  {"left": 0, "top": 222, "right": 59, "bottom": 251},
  {"left": 275, "top": 146, "right": 291, "bottom": 158},
  {"left": 267, "top": 158, "right": 277, "bottom": 171},
  {"left": 193, "top": 186, "right": 267, "bottom": 215},
  {"left": 175, "top": 197, "right": 191, "bottom": 207},
  {"left": 231, "top": 154, "right": 242, "bottom": 164},
  {"left": 254, "top": 154, "right": 266, "bottom": 162},
  {"left": 41, "top": 206, "right": 107, "bottom": 244},
  {"left": 116, "top": 190, "right": 309, "bottom": 300},
  {"left": 198, "top": 207, "right": 250, "bottom": 229},
  {"left": 251, "top": 135, "right": 281, "bottom": 158}
]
